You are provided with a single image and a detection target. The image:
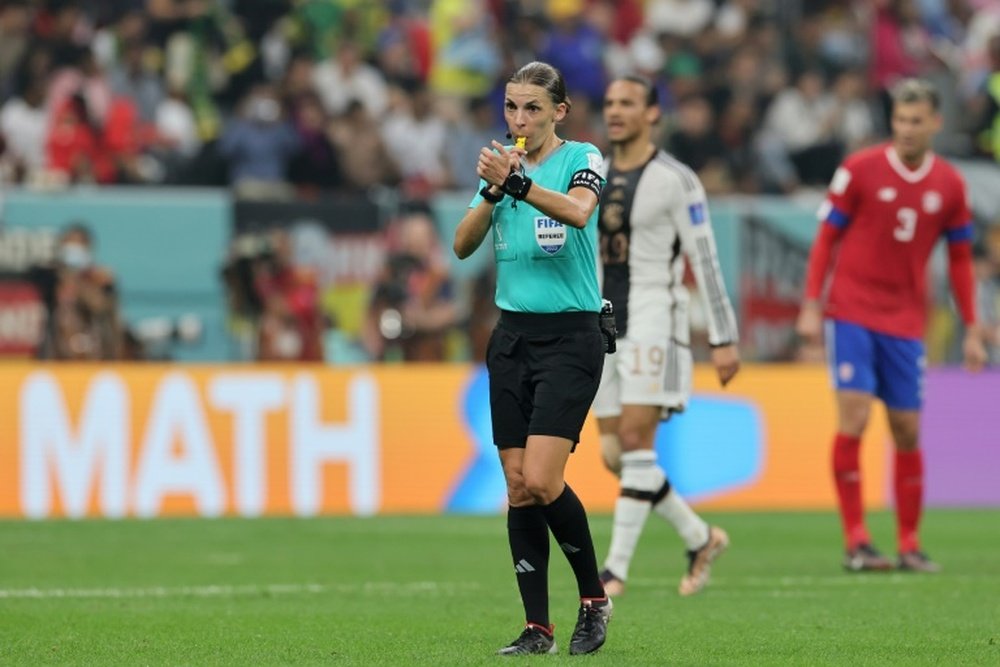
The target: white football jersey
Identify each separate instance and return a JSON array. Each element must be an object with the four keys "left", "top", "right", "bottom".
[{"left": 598, "top": 149, "right": 738, "bottom": 347}]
